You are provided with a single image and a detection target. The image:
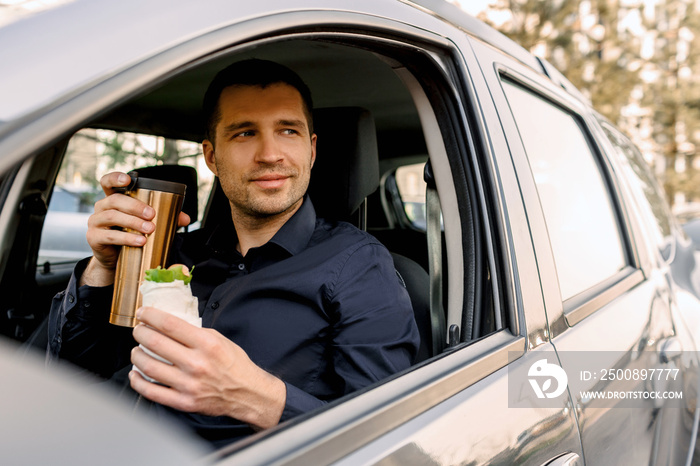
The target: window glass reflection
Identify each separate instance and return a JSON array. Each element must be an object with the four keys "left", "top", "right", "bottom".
[
  {"left": 600, "top": 121, "right": 672, "bottom": 258},
  {"left": 502, "top": 80, "right": 627, "bottom": 300}
]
